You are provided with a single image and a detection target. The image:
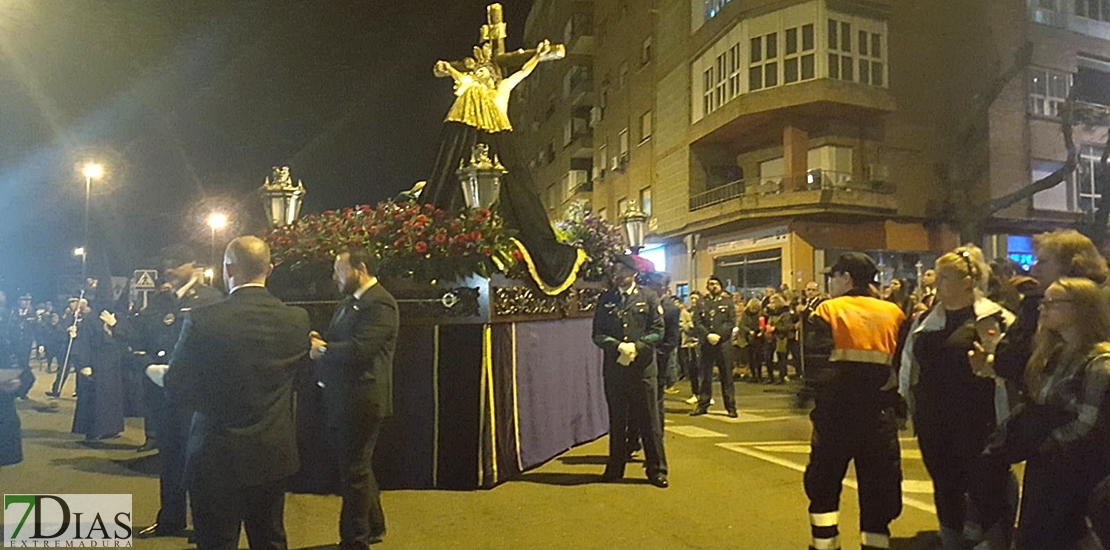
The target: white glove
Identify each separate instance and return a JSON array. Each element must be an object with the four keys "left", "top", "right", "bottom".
[
  {"left": 79, "top": 367, "right": 93, "bottom": 377},
  {"left": 616, "top": 342, "right": 637, "bottom": 366},
  {"left": 99, "top": 310, "right": 117, "bottom": 327},
  {"left": 707, "top": 333, "right": 721, "bottom": 346},
  {"left": 145, "top": 364, "right": 169, "bottom": 388}
]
